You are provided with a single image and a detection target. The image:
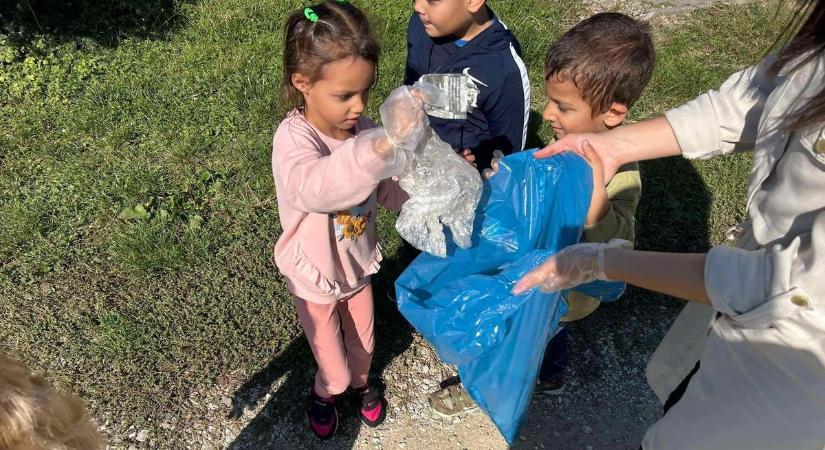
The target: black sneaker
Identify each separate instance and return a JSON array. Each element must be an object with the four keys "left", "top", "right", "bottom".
[
  {"left": 537, "top": 375, "right": 566, "bottom": 395},
  {"left": 308, "top": 388, "right": 338, "bottom": 440},
  {"left": 349, "top": 384, "right": 387, "bottom": 427}
]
